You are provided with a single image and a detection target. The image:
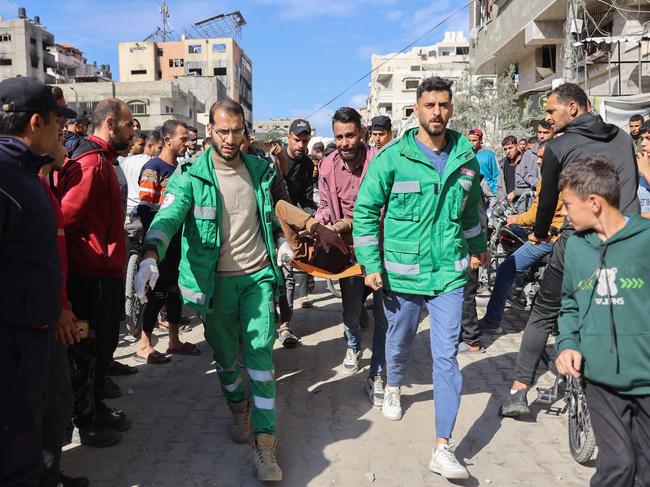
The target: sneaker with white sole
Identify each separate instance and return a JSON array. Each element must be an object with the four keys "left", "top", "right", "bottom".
[
  {"left": 382, "top": 385, "right": 402, "bottom": 421},
  {"left": 365, "top": 375, "right": 384, "bottom": 408},
  {"left": 342, "top": 348, "right": 361, "bottom": 374},
  {"left": 428, "top": 444, "right": 469, "bottom": 480}
]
